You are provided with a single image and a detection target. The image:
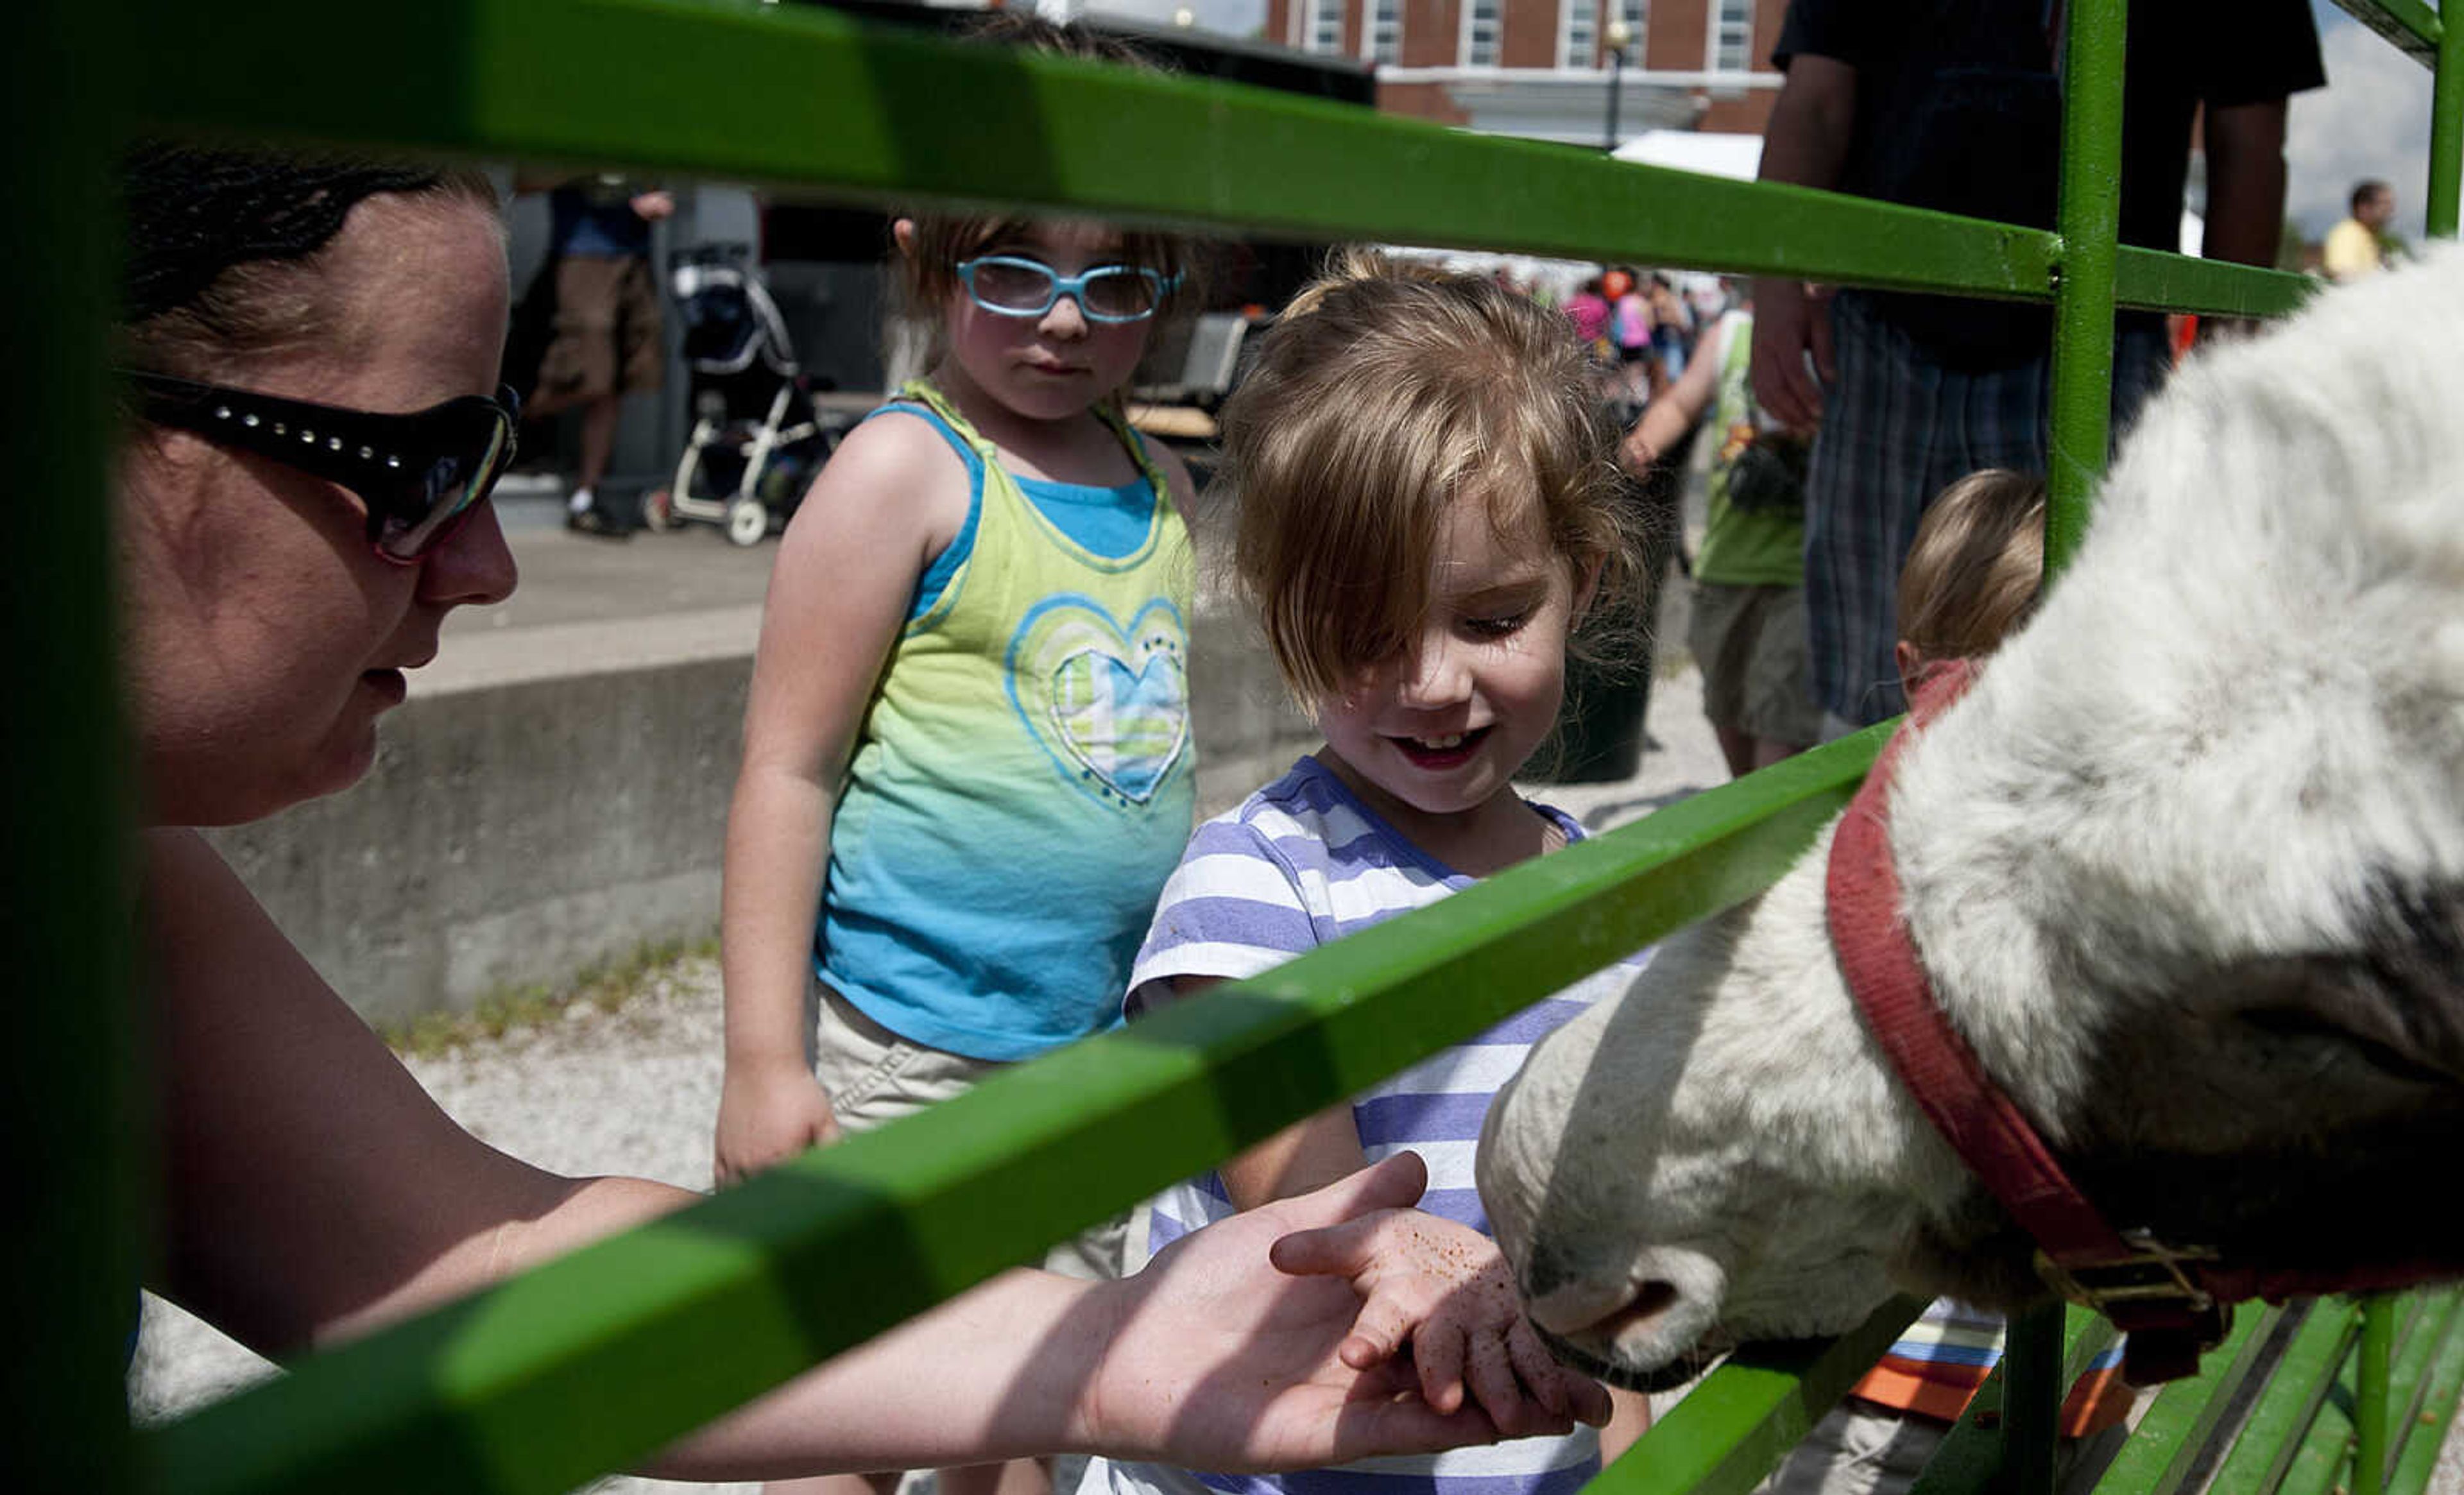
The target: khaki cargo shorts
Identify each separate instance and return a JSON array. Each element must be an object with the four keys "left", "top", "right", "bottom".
[
  {"left": 813, "top": 979, "right": 1131, "bottom": 1281},
  {"left": 1688, "top": 580, "right": 1823, "bottom": 749},
  {"left": 536, "top": 253, "right": 664, "bottom": 406}
]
